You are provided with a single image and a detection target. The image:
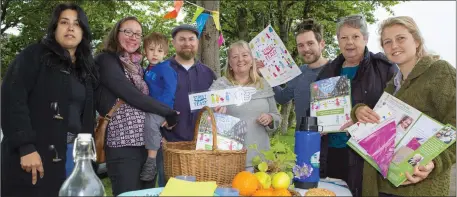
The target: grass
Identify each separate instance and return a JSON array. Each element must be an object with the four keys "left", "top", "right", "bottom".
[
  {"left": 101, "top": 127, "right": 297, "bottom": 195},
  {"left": 277, "top": 127, "right": 296, "bottom": 150},
  {"left": 102, "top": 177, "right": 113, "bottom": 196},
  {"left": 102, "top": 171, "right": 160, "bottom": 196}
]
